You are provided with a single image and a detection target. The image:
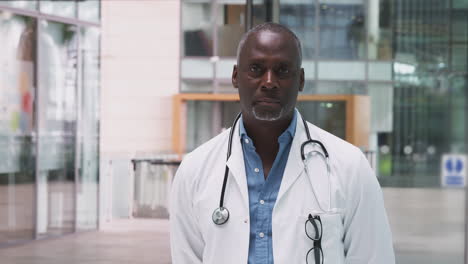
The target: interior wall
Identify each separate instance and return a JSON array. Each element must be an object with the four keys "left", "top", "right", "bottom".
[{"left": 100, "top": 0, "right": 180, "bottom": 221}]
